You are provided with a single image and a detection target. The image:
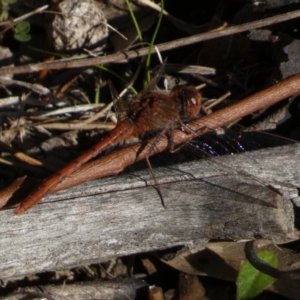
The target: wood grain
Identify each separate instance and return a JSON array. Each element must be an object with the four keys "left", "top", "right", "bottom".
[{"left": 0, "top": 144, "right": 299, "bottom": 280}]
